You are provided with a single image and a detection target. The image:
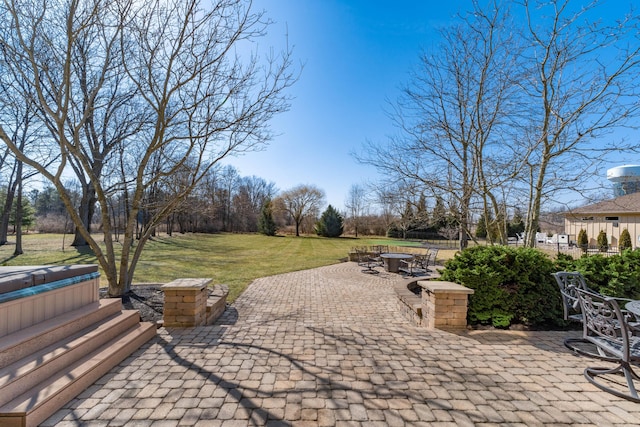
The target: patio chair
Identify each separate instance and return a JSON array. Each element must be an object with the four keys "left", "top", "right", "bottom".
[
  {"left": 369, "top": 245, "right": 388, "bottom": 267},
  {"left": 553, "top": 271, "right": 618, "bottom": 360},
  {"left": 554, "top": 271, "right": 640, "bottom": 359},
  {"left": 426, "top": 248, "right": 439, "bottom": 271},
  {"left": 574, "top": 287, "right": 640, "bottom": 402},
  {"left": 355, "top": 248, "right": 380, "bottom": 274},
  {"left": 399, "top": 252, "right": 429, "bottom": 277}
]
